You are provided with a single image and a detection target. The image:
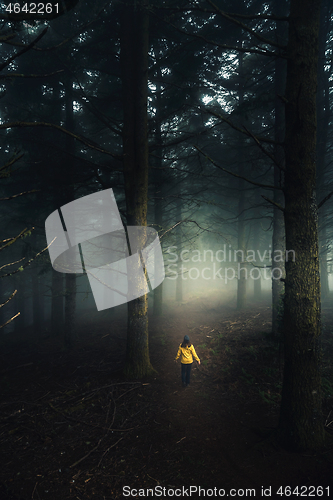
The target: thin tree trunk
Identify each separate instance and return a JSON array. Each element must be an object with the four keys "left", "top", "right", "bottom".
[
  {"left": 236, "top": 51, "right": 246, "bottom": 310},
  {"left": 175, "top": 182, "right": 183, "bottom": 303},
  {"left": 252, "top": 220, "right": 262, "bottom": 301},
  {"left": 278, "top": 0, "right": 325, "bottom": 451},
  {"left": 51, "top": 270, "right": 63, "bottom": 336},
  {"left": 32, "top": 267, "right": 41, "bottom": 337},
  {"left": 14, "top": 246, "right": 26, "bottom": 331},
  {"left": 63, "top": 68, "right": 76, "bottom": 348},
  {"left": 64, "top": 274, "right": 76, "bottom": 348},
  {"left": 236, "top": 177, "right": 246, "bottom": 310}
]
